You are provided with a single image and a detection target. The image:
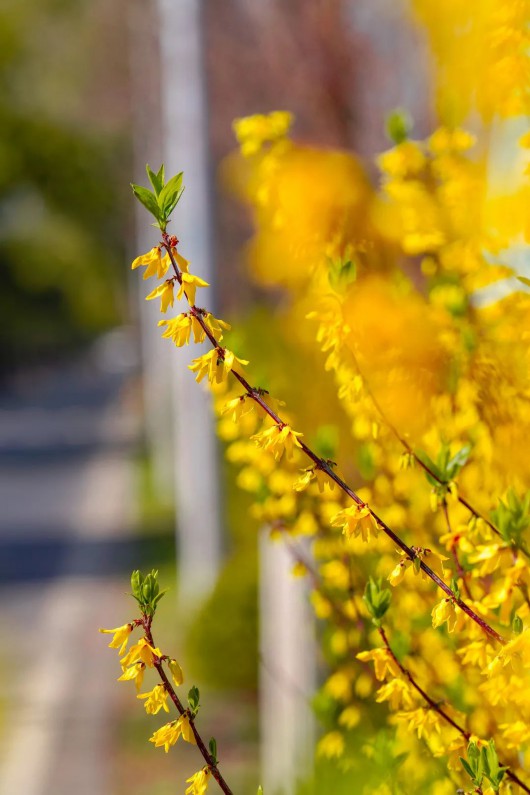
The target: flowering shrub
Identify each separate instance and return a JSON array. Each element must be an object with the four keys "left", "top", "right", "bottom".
[{"left": 102, "top": 5, "right": 530, "bottom": 793}]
